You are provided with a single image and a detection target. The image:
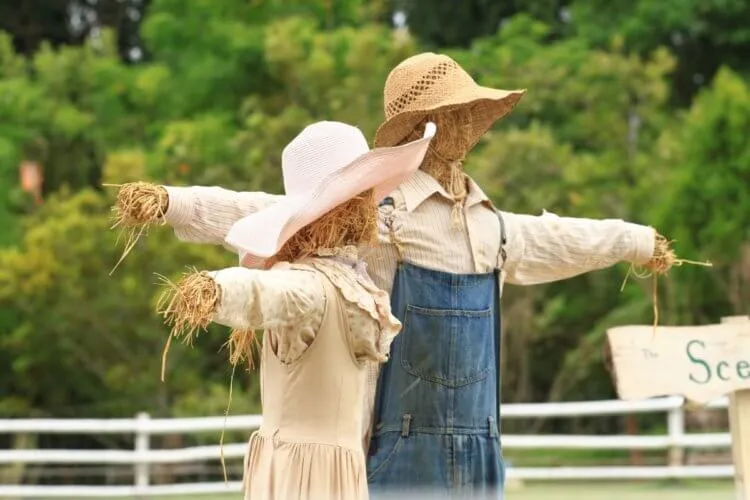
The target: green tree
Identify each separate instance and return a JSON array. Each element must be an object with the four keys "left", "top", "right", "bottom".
[
  {"left": 0, "top": 0, "right": 149, "bottom": 60},
  {"left": 570, "top": 0, "right": 750, "bottom": 105},
  {"left": 0, "top": 186, "right": 265, "bottom": 420},
  {"left": 392, "top": 0, "right": 569, "bottom": 48},
  {"left": 463, "top": 16, "right": 679, "bottom": 406},
  {"left": 0, "top": 0, "right": 741, "bottom": 453},
  {"left": 653, "top": 67, "right": 750, "bottom": 322}
]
